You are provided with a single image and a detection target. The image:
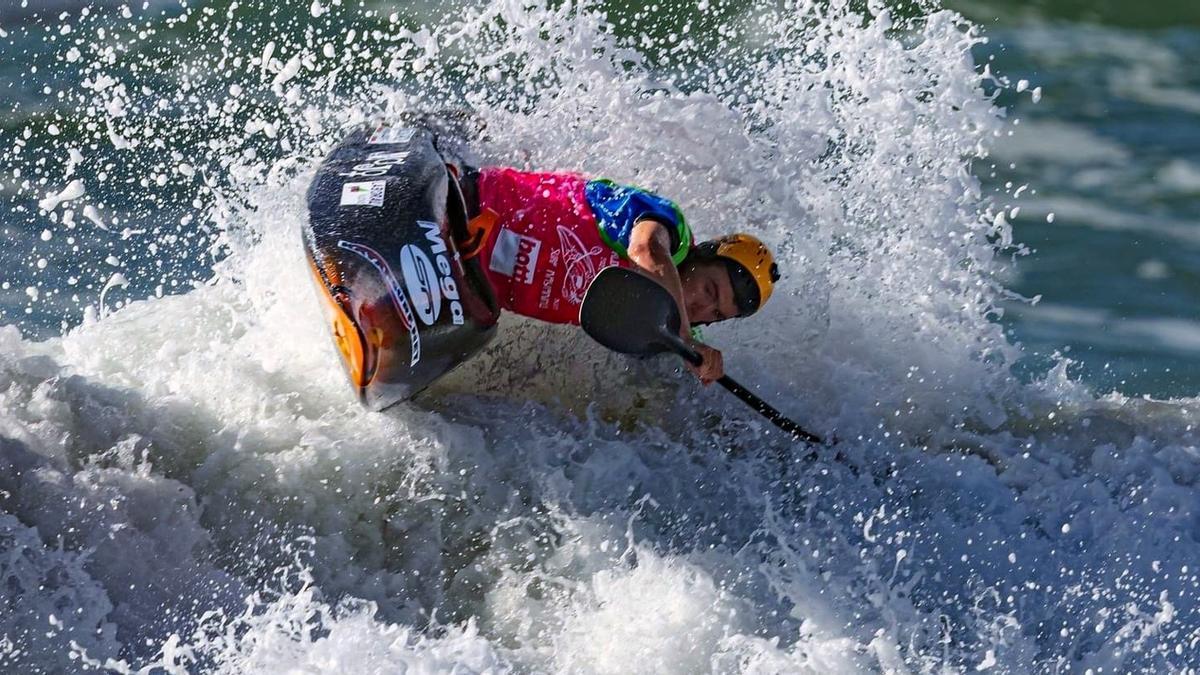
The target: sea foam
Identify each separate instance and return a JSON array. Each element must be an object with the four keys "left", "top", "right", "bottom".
[{"left": 1, "top": 1, "right": 1198, "bottom": 672}]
